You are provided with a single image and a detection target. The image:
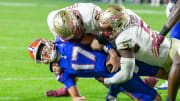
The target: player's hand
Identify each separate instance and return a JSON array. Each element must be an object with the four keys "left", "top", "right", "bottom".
[
  {"left": 95, "top": 77, "right": 105, "bottom": 84},
  {"left": 152, "top": 34, "right": 164, "bottom": 56},
  {"left": 106, "top": 56, "right": 120, "bottom": 73},
  {"left": 106, "top": 49, "right": 120, "bottom": 73},
  {"left": 72, "top": 96, "right": 86, "bottom": 101},
  {"left": 166, "top": 2, "right": 174, "bottom": 18},
  {"left": 90, "top": 38, "right": 103, "bottom": 50}
]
